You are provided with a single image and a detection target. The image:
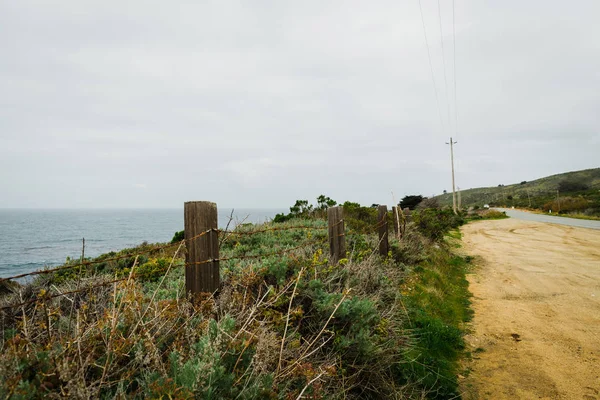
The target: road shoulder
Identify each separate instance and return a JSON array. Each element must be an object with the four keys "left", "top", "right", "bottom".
[{"left": 459, "top": 219, "right": 600, "bottom": 399}]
